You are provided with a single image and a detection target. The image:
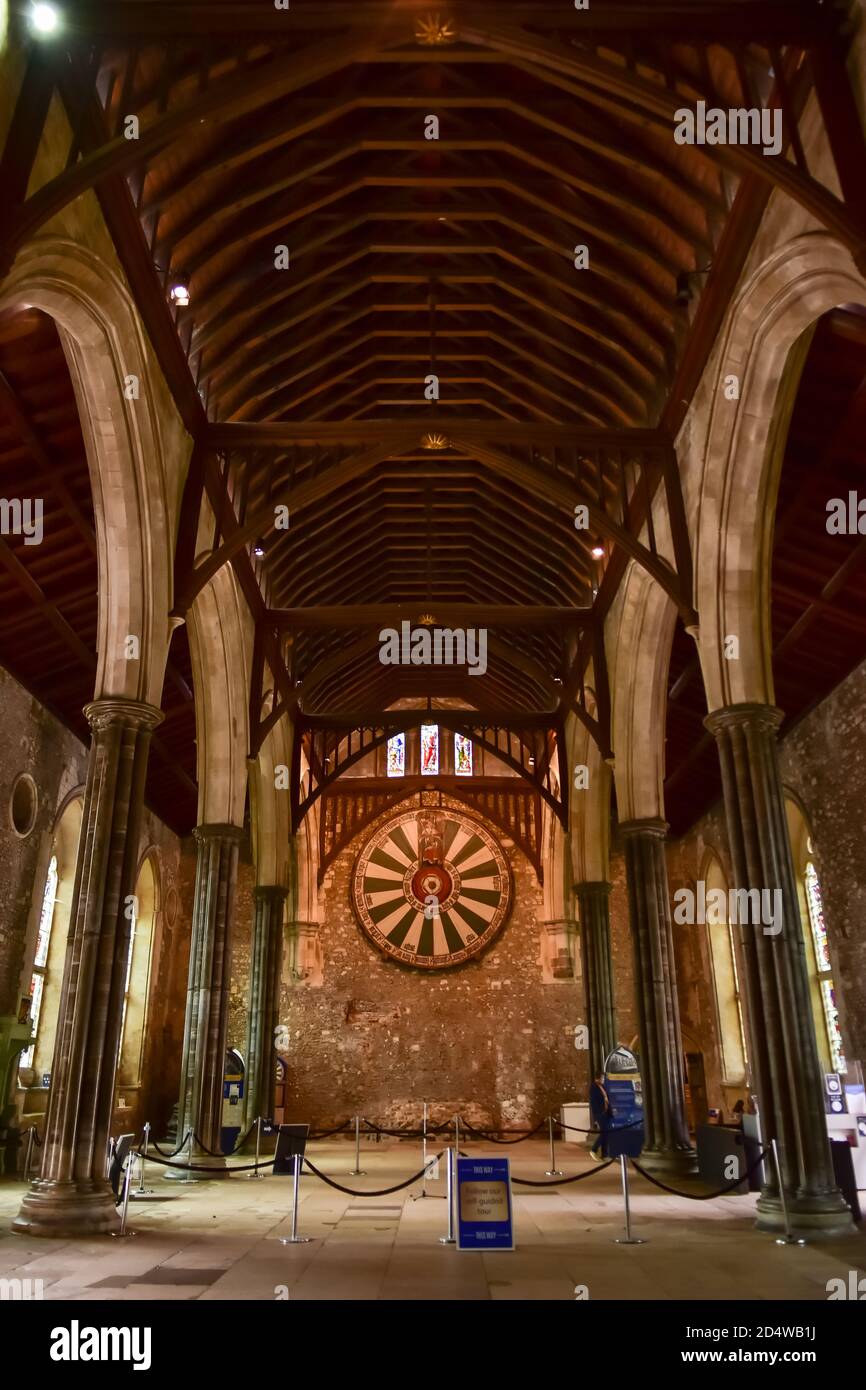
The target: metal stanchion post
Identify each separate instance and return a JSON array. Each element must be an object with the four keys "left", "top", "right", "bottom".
[
  {"left": 454, "top": 1113, "right": 460, "bottom": 1157},
  {"left": 279, "top": 1154, "right": 312, "bottom": 1244},
  {"left": 545, "top": 1114, "right": 563, "bottom": 1177},
  {"left": 182, "top": 1128, "right": 195, "bottom": 1184},
  {"left": 420, "top": 1100, "right": 429, "bottom": 1198},
  {"left": 132, "top": 1122, "right": 154, "bottom": 1197},
  {"left": 439, "top": 1148, "right": 456, "bottom": 1245},
  {"left": 113, "top": 1154, "right": 136, "bottom": 1238},
  {"left": 247, "top": 1116, "right": 264, "bottom": 1180},
  {"left": 350, "top": 1114, "right": 366, "bottom": 1176},
  {"left": 770, "top": 1138, "right": 806, "bottom": 1246},
  {"left": 614, "top": 1155, "right": 646, "bottom": 1245},
  {"left": 23, "top": 1125, "right": 35, "bottom": 1180}
]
